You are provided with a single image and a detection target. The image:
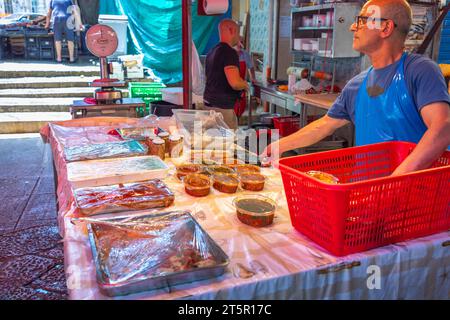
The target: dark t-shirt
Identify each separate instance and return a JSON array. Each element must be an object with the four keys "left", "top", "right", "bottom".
[
  {"left": 77, "top": 0, "right": 99, "bottom": 25},
  {"left": 204, "top": 42, "right": 240, "bottom": 109},
  {"left": 327, "top": 54, "right": 450, "bottom": 123}
]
